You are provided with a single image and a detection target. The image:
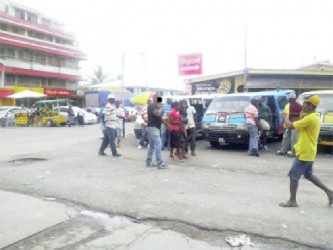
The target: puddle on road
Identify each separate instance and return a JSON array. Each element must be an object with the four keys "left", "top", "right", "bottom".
[
  {"left": 80, "top": 210, "right": 131, "bottom": 231},
  {"left": 8, "top": 158, "right": 48, "bottom": 166}
]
